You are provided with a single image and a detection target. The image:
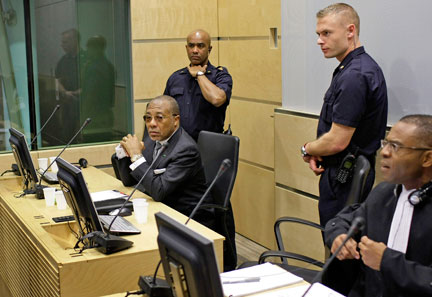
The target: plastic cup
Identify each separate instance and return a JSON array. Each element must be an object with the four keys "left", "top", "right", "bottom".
[
  {"left": 49, "top": 157, "right": 58, "bottom": 172},
  {"left": 38, "top": 158, "right": 48, "bottom": 171},
  {"left": 55, "top": 191, "right": 67, "bottom": 210},
  {"left": 43, "top": 187, "right": 56, "bottom": 207},
  {"left": 132, "top": 198, "right": 148, "bottom": 224}
]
